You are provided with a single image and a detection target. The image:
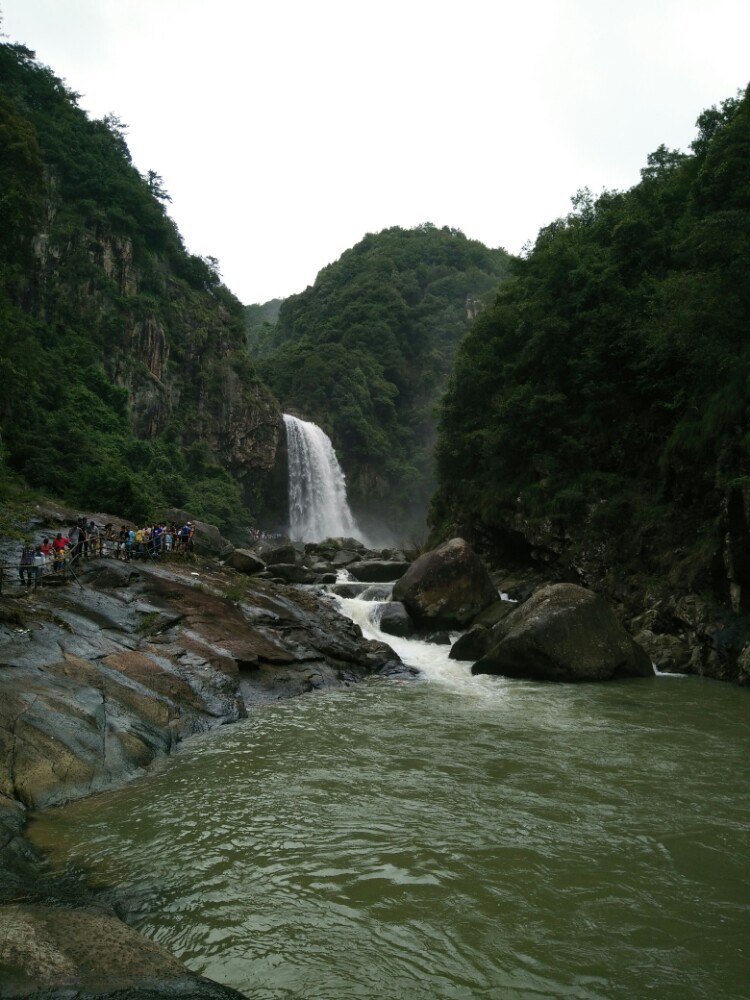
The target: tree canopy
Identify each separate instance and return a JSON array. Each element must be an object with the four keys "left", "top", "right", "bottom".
[
  {"left": 433, "top": 86, "right": 750, "bottom": 587},
  {"left": 0, "top": 42, "right": 275, "bottom": 534},
  {"left": 252, "top": 224, "right": 510, "bottom": 529}
]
